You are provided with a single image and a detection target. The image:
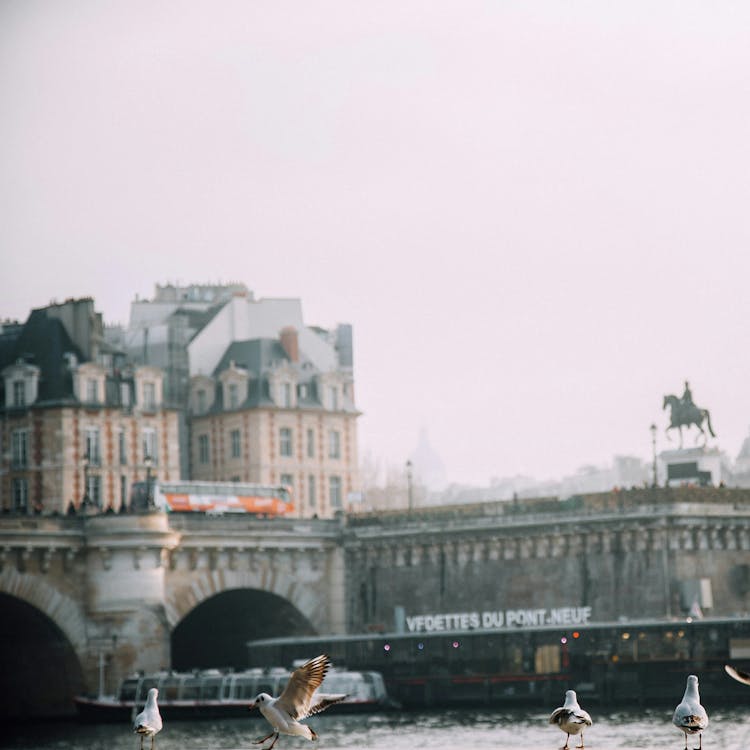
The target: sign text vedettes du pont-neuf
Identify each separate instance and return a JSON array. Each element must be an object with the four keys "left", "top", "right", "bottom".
[{"left": 405, "top": 606, "right": 593, "bottom": 633}]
